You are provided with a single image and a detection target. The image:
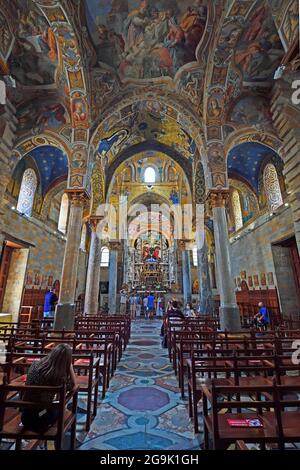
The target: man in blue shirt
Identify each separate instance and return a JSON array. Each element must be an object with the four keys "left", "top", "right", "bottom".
[
  {"left": 254, "top": 302, "right": 269, "bottom": 329},
  {"left": 44, "top": 288, "right": 58, "bottom": 318},
  {"left": 147, "top": 293, "right": 155, "bottom": 320}
]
